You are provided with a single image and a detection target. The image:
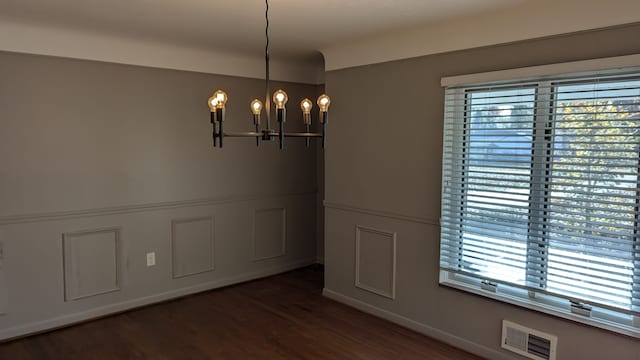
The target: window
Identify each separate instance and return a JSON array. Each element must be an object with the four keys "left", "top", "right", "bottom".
[{"left": 440, "top": 64, "right": 640, "bottom": 337}]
